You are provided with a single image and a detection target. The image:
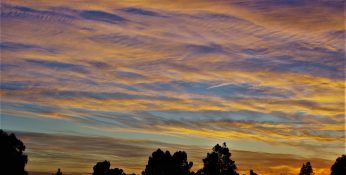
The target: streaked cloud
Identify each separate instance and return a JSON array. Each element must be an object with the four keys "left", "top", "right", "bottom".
[{"left": 1, "top": 0, "right": 344, "bottom": 174}]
